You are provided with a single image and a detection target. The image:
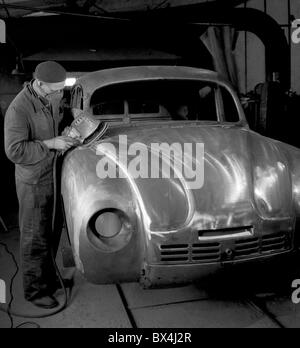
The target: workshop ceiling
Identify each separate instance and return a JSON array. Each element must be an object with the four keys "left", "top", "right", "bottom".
[
  {"left": 0, "top": 0, "right": 251, "bottom": 77},
  {"left": 0, "top": 0, "right": 247, "bottom": 18}
]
